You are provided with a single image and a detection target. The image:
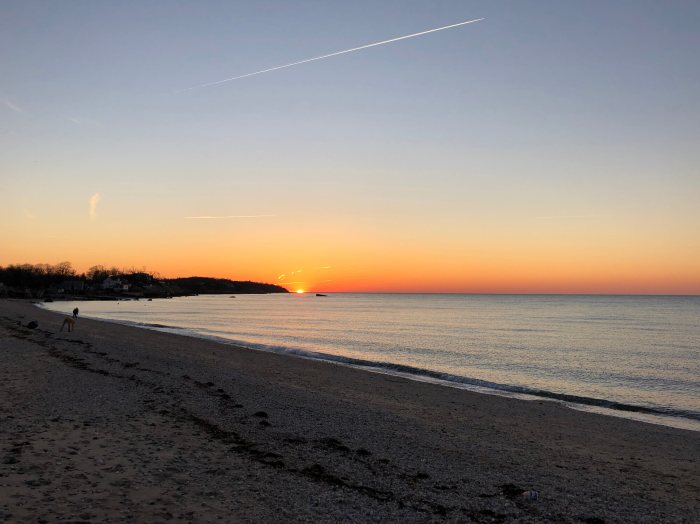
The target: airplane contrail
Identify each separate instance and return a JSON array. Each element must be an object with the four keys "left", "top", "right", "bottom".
[{"left": 179, "top": 18, "right": 484, "bottom": 91}]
